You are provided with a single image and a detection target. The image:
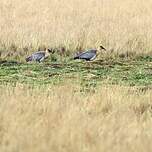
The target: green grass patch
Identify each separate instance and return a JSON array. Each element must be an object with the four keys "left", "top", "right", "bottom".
[{"left": 0, "top": 56, "right": 152, "bottom": 91}]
